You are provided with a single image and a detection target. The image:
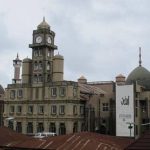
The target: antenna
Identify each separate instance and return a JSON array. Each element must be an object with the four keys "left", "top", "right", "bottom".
[{"left": 139, "top": 47, "right": 142, "bottom": 66}]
